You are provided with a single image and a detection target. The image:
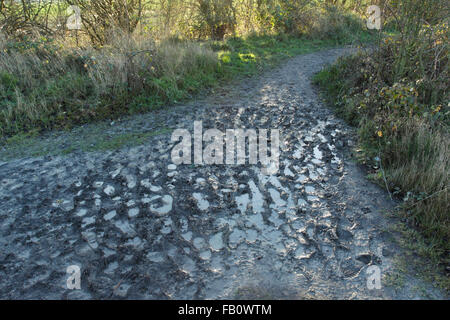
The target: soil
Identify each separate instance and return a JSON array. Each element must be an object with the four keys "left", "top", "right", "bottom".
[{"left": 0, "top": 47, "right": 445, "bottom": 299}]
